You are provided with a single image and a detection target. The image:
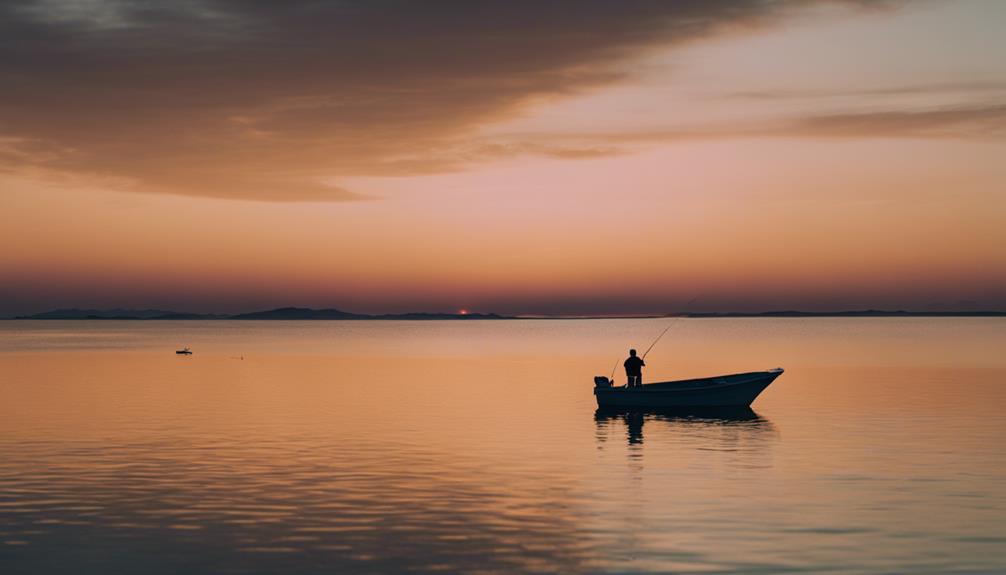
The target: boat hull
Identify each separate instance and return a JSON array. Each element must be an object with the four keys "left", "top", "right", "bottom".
[{"left": 594, "top": 369, "right": 783, "bottom": 408}]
